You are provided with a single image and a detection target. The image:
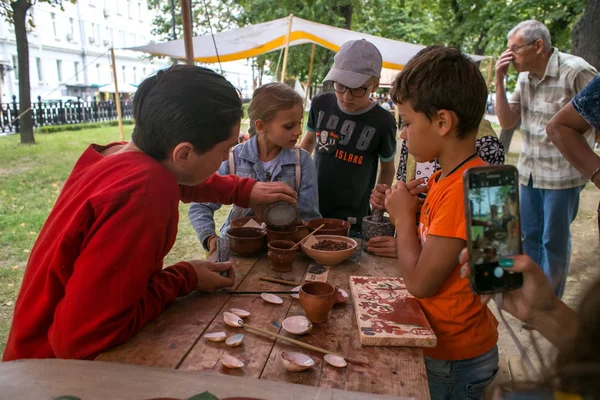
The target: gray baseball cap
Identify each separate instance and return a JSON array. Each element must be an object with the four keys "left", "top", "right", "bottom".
[{"left": 323, "top": 39, "right": 383, "bottom": 88}]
